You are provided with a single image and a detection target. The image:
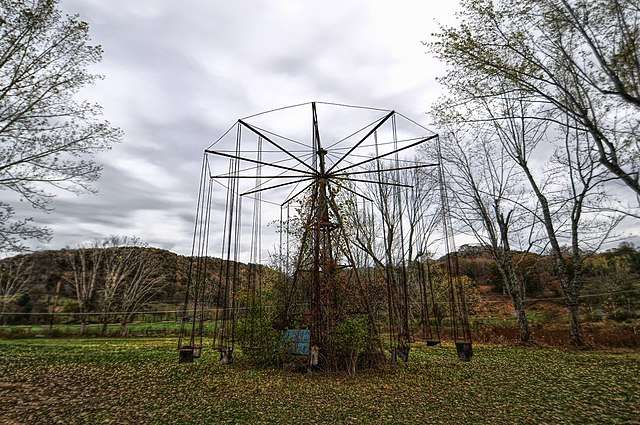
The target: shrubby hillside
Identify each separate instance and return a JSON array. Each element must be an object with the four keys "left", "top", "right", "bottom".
[
  {"left": 1, "top": 242, "right": 639, "bottom": 323},
  {"left": 0, "top": 247, "right": 260, "bottom": 319}
]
